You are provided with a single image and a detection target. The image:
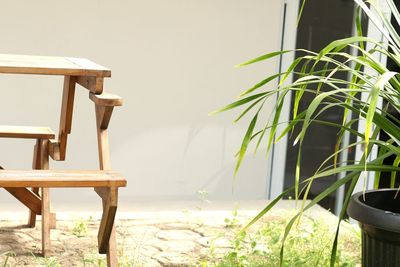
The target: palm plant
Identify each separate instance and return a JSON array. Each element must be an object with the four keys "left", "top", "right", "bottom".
[{"left": 212, "top": 0, "right": 400, "bottom": 265}]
